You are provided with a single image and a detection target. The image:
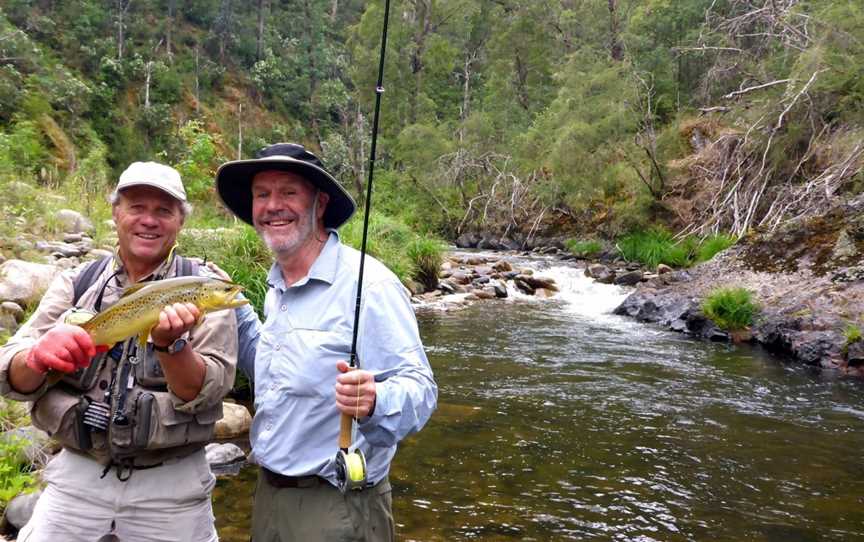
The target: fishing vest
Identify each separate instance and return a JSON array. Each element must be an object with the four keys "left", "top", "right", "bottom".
[{"left": 29, "top": 255, "right": 224, "bottom": 474}]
